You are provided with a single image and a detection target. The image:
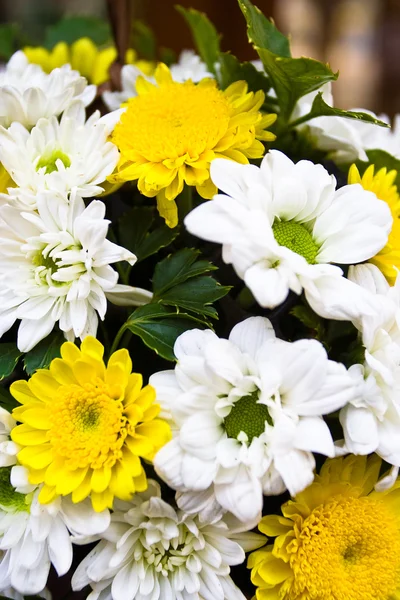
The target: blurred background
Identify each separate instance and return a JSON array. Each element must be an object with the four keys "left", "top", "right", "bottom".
[{"left": 1, "top": 0, "right": 399, "bottom": 116}]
